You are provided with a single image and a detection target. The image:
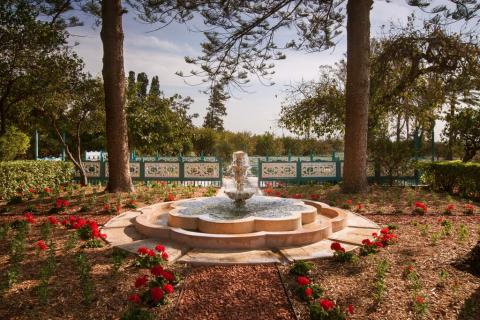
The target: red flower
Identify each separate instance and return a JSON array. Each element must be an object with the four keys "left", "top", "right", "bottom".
[
  {"left": 415, "top": 296, "right": 425, "bottom": 304},
  {"left": 155, "top": 244, "right": 165, "bottom": 252},
  {"left": 319, "top": 298, "right": 334, "bottom": 311},
  {"left": 47, "top": 216, "right": 58, "bottom": 225},
  {"left": 163, "top": 283, "right": 174, "bottom": 294},
  {"left": 380, "top": 227, "right": 389, "bottom": 235},
  {"left": 34, "top": 240, "right": 48, "bottom": 251},
  {"left": 415, "top": 201, "right": 428, "bottom": 213},
  {"left": 103, "top": 203, "right": 111, "bottom": 211},
  {"left": 150, "top": 287, "right": 163, "bottom": 302},
  {"left": 161, "top": 251, "right": 169, "bottom": 261},
  {"left": 330, "top": 242, "right": 345, "bottom": 253},
  {"left": 24, "top": 212, "right": 35, "bottom": 224},
  {"left": 161, "top": 270, "right": 175, "bottom": 282},
  {"left": 128, "top": 294, "right": 141, "bottom": 304},
  {"left": 446, "top": 204, "right": 454, "bottom": 211},
  {"left": 345, "top": 199, "right": 352, "bottom": 205},
  {"left": 55, "top": 199, "right": 69, "bottom": 209},
  {"left": 347, "top": 304, "right": 354, "bottom": 315},
  {"left": 296, "top": 276, "right": 310, "bottom": 286},
  {"left": 361, "top": 239, "right": 372, "bottom": 246},
  {"left": 137, "top": 247, "right": 149, "bottom": 255},
  {"left": 100, "top": 233, "right": 107, "bottom": 239},
  {"left": 44, "top": 187, "right": 51, "bottom": 194},
  {"left": 147, "top": 249, "right": 156, "bottom": 257},
  {"left": 305, "top": 287, "right": 313, "bottom": 297},
  {"left": 134, "top": 275, "right": 148, "bottom": 288},
  {"left": 166, "top": 193, "right": 176, "bottom": 202},
  {"left": 151, "top": 265, "right": 164, "bottom": 277}
]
